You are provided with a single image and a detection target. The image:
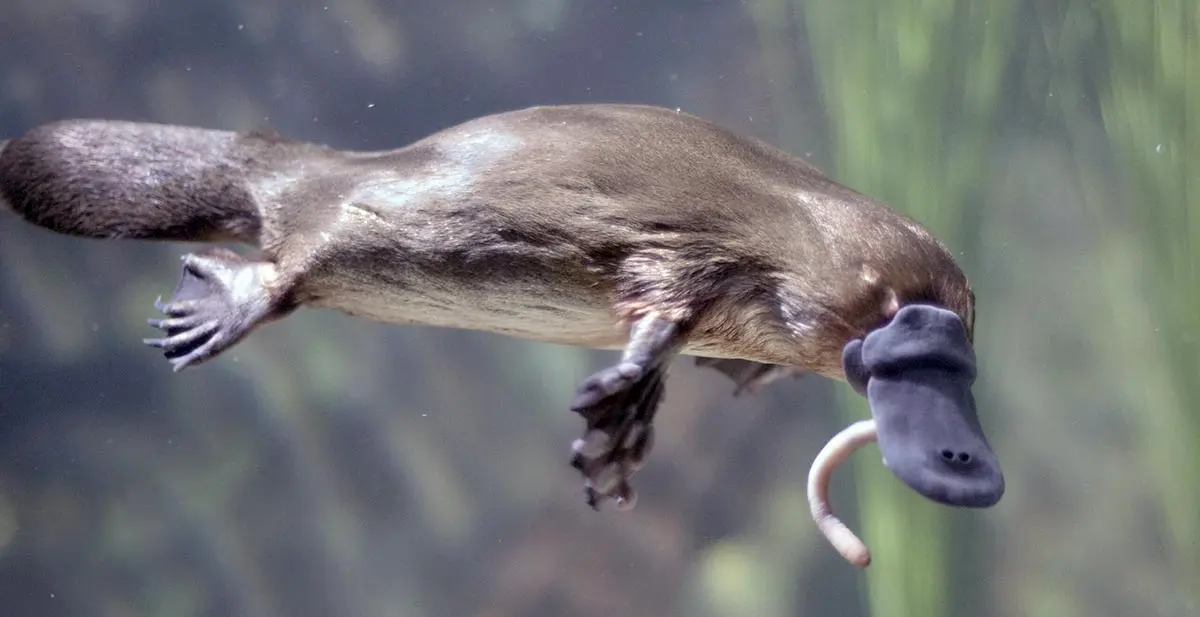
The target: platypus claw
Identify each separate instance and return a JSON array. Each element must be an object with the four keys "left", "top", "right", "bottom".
[
  {"left": 143, "top": 249, "right": 275, "bottom": 371},
  {"left": 568, "top": 363, "right": 664, "bottom": 511}
]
